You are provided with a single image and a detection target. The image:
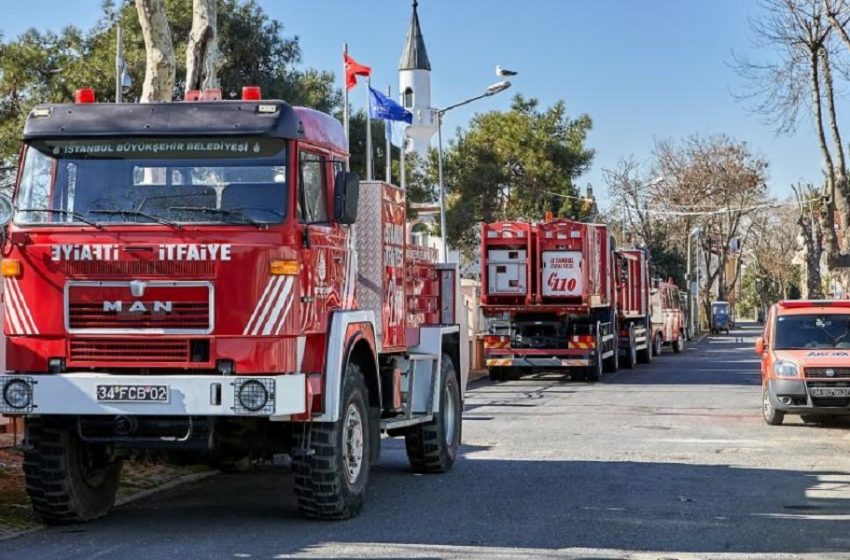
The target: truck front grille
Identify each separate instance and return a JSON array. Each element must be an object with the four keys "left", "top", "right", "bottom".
[
  {"left": 69, "top": 339, "right": 191, "bottom": 365},
  {"left": 68, "top": 302, "right": 209, "bottom": 330}
]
